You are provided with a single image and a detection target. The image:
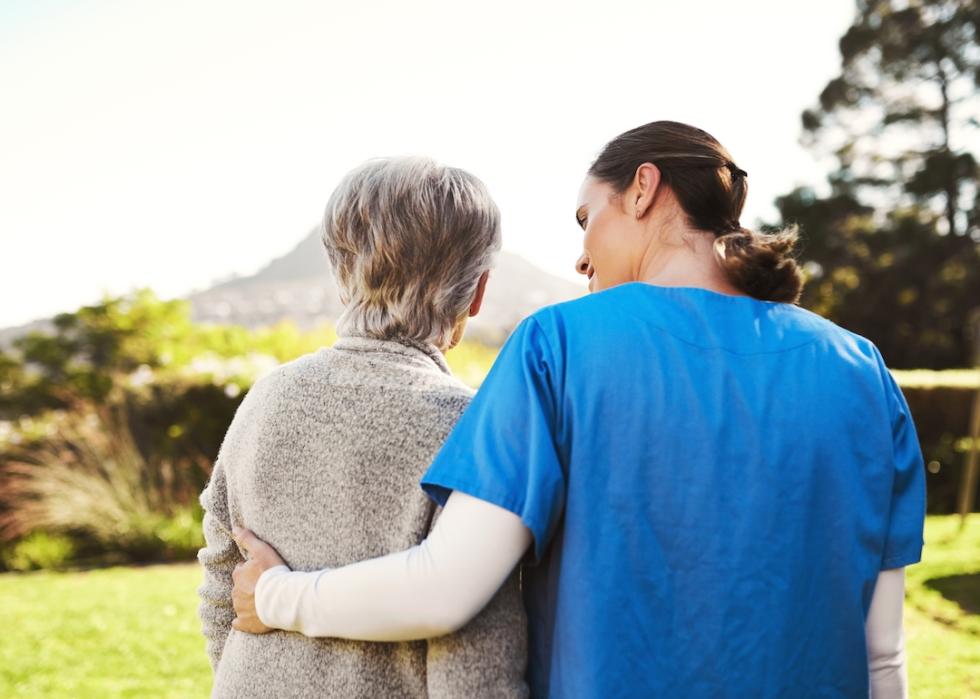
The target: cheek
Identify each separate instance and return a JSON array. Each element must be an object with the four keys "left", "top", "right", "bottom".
[
  {"left": 584, "top": 212, "right": 614, "bottom": 256},
  {"left": 585, "top": 216, "right": 630, "bottom": 280}
]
